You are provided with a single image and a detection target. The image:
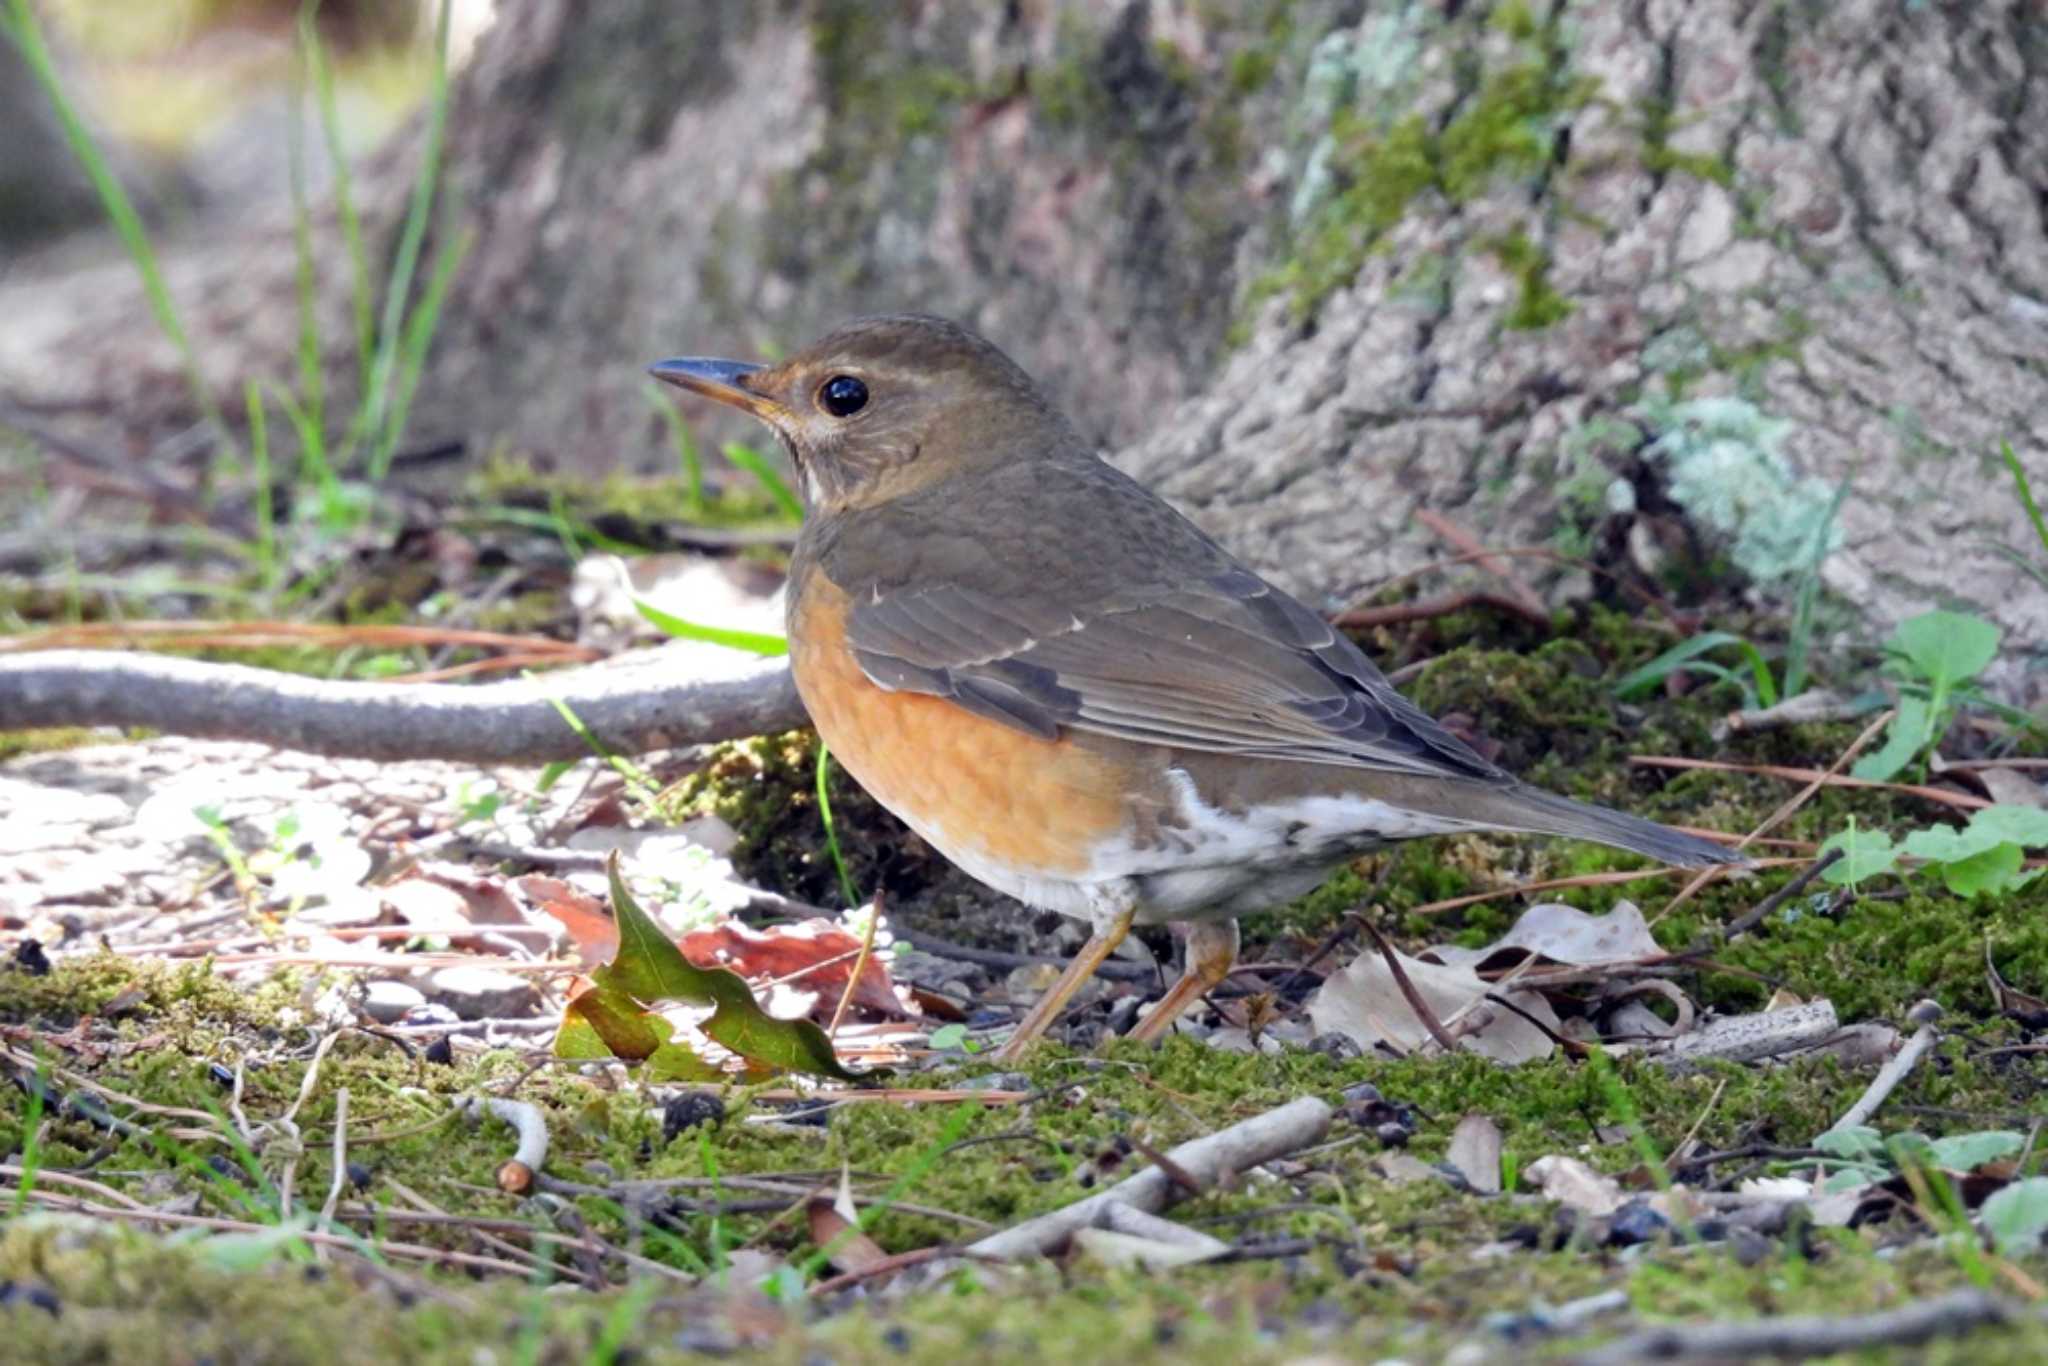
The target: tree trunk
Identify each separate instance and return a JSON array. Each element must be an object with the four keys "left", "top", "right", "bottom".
[{"left": 1, "top": 0, "right": 2042, "bottom": 695}]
